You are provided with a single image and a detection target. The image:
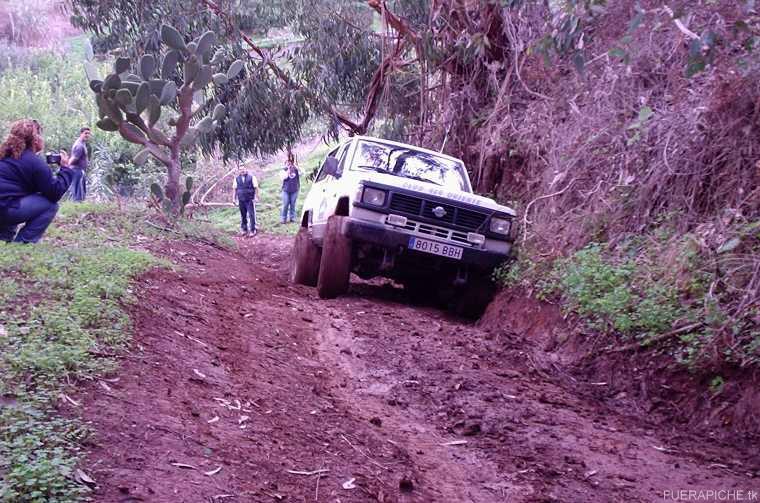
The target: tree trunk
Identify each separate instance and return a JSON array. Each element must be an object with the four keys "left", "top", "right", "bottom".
[{"left": 165, "top": 154, "right": 182, "bottom": 211}]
